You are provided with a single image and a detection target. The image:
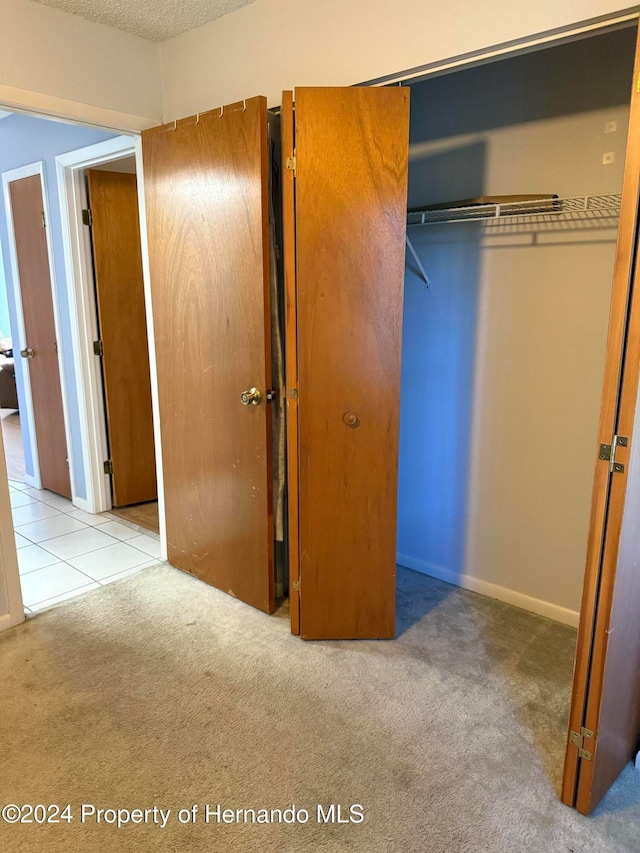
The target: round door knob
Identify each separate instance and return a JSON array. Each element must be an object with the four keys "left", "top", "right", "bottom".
[
  {"left": 343, "top": 412, "right": 360, "bottom": 428},
  {"left": 240, "top": 387, "right": 262, "bottom": 406},
  {"left": 20, "top": 348, "right": 34, "bottom": 359}
]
